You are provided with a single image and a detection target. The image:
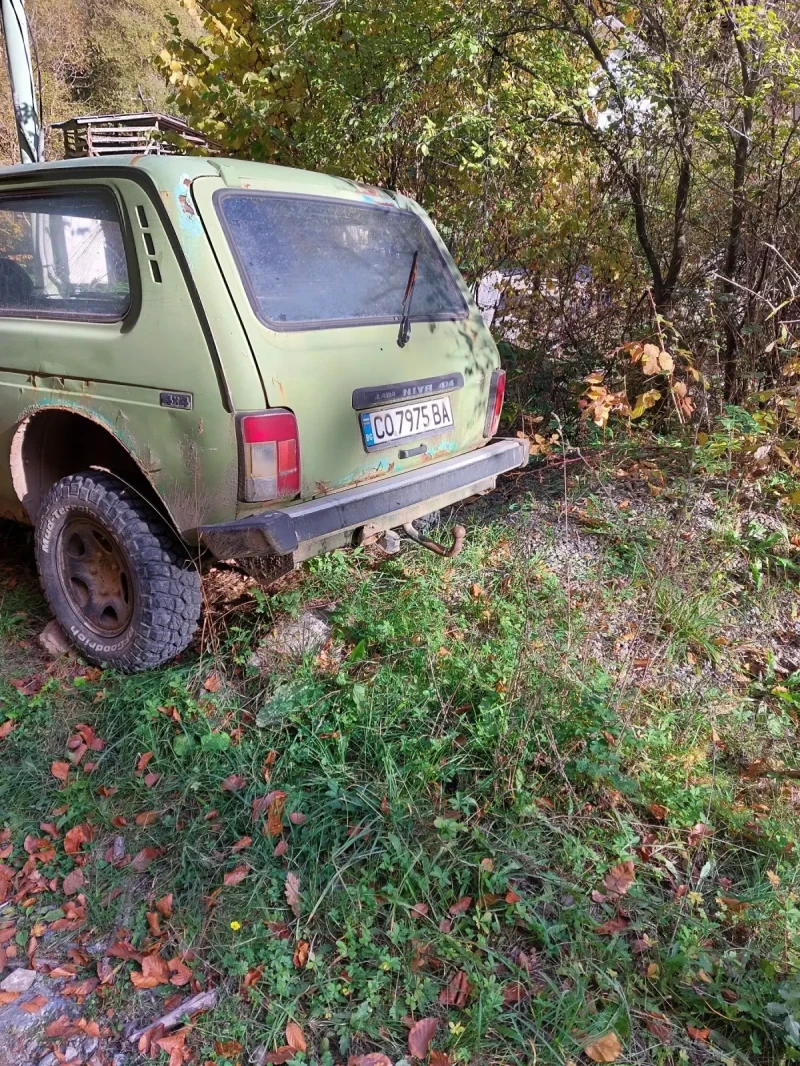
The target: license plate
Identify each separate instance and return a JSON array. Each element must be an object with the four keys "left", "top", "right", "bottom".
[{"left": 360, "top": 395, "right": 454, "bottom": 450}]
